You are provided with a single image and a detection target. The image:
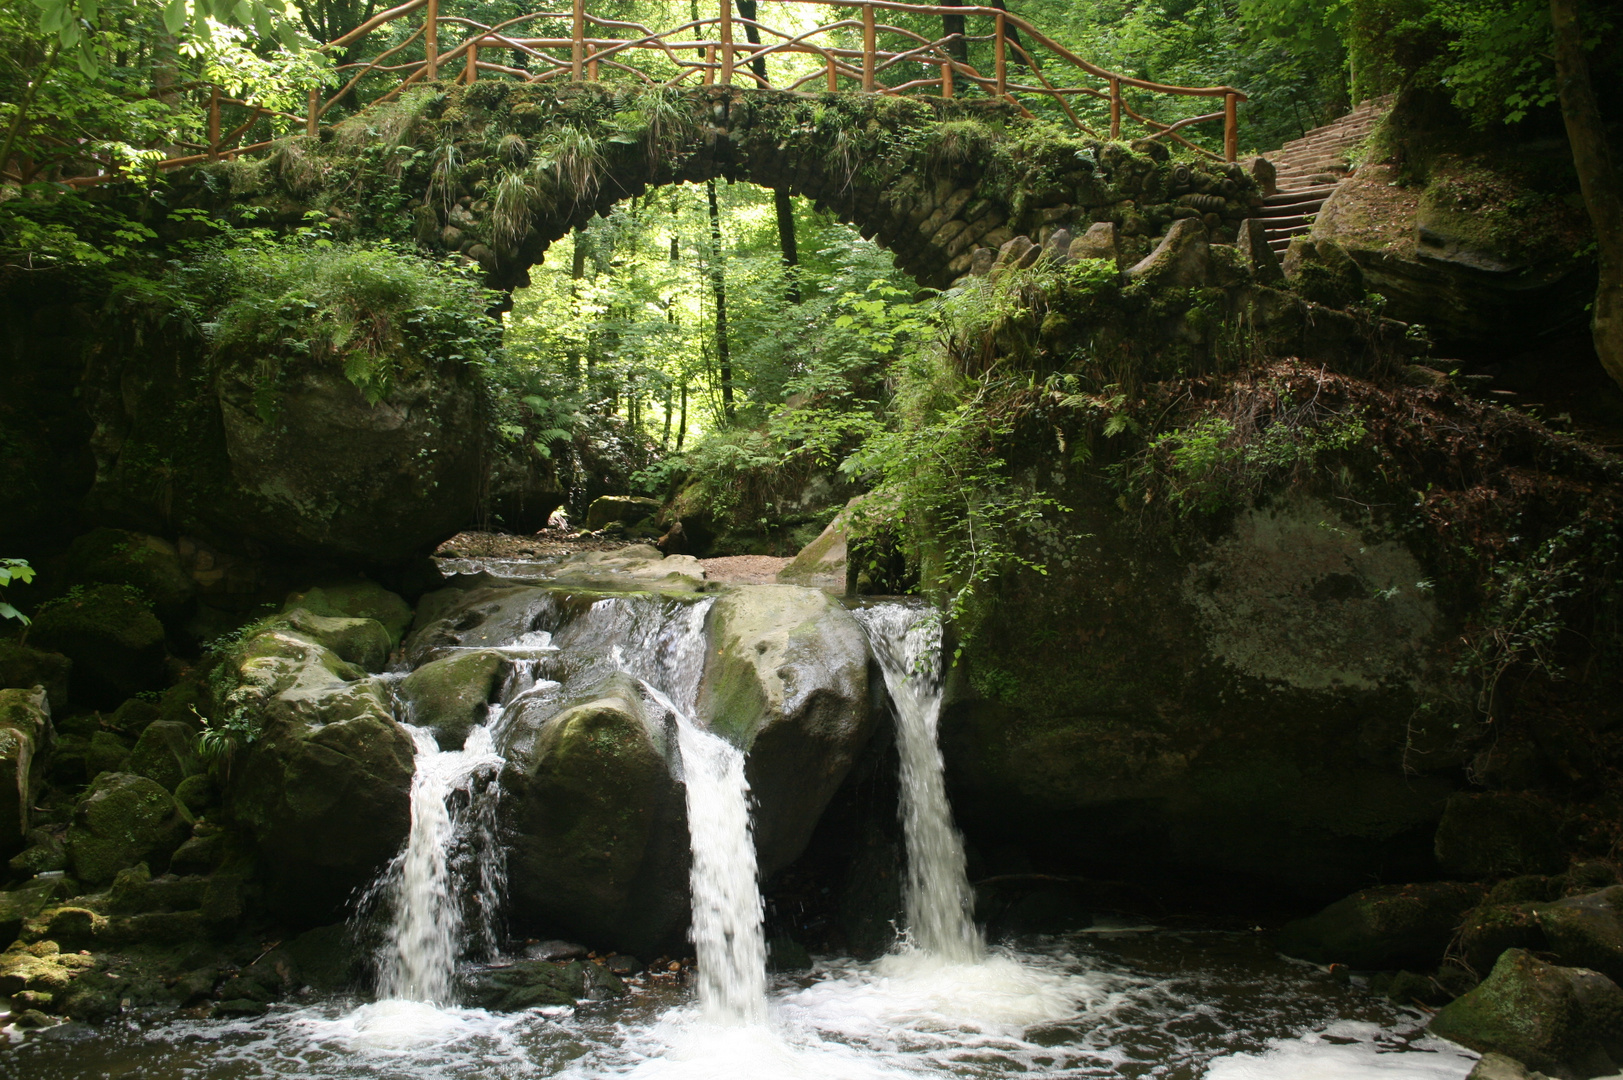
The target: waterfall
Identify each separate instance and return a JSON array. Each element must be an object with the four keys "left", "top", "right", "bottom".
[
  {"left": 856, "top": 604, "right": 983, "bottom": 964},
  {"left": 618, "top": 598, "right": 769, "bottom": 1025}
]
